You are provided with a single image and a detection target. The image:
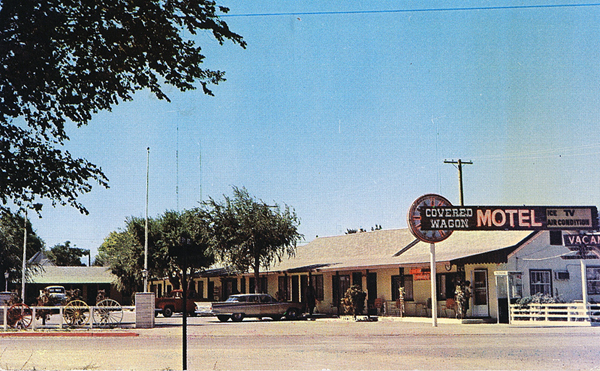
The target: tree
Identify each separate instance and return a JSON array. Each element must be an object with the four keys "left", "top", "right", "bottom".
[
  {"left": 97, "top": 210, "right": 214, "bottom": 299},
  {"left": 204, "top": 187, "right": 303, "bottom": 294},
  {"left": 97, "top": 216, "right": 162, "bottom": 300},
  {"left": 46, "top": 241, "right": 86, "bottom": 266},
  {"left": 0, "top": 1, "right": 245, "bottom": 214},
  {"left": 0, "top": 210, "right": 44, "bottom": 292},
  {"left": 160, "top": 210, "right": 214, "bottom": 291}
]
